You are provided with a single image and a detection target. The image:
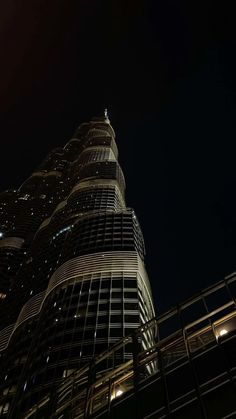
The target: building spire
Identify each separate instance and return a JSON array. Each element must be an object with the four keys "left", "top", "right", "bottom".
[{"left": 104, "top": 108, "right": 110, "bottom": 123}]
